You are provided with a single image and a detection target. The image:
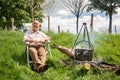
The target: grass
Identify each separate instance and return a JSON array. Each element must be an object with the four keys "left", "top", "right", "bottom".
[
  {"left": 0, "top": 31, "right": 120, "bottom": 80},
  {"left": 94, "top": 33, "right": 120, "bottom": 65}
]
